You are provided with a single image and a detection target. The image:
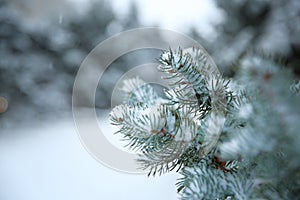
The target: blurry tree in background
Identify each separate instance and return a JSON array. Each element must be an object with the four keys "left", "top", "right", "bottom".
[
  {"left": 0, "top": 0, "right": 141, "bottom": 127},
  {"left": 3, "top": 0, "right": 299, "bottom": 128},
  {"left": 191, "top": 0, "right": 300, "bottom": 76}
]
